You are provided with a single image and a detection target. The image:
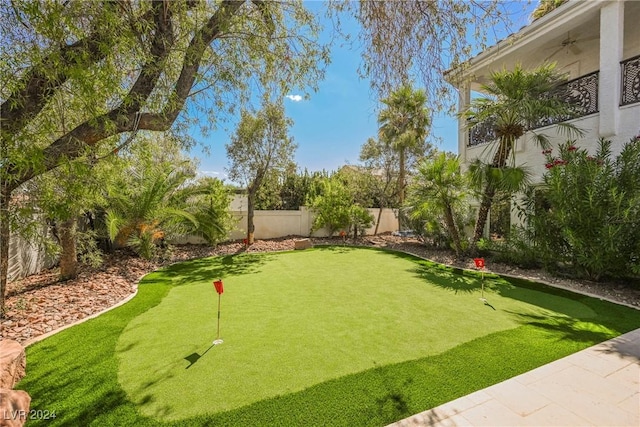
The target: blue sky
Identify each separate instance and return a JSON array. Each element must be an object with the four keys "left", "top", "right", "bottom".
[{"left": 191, "top": 1, "right": 537, "bottom": 181}]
